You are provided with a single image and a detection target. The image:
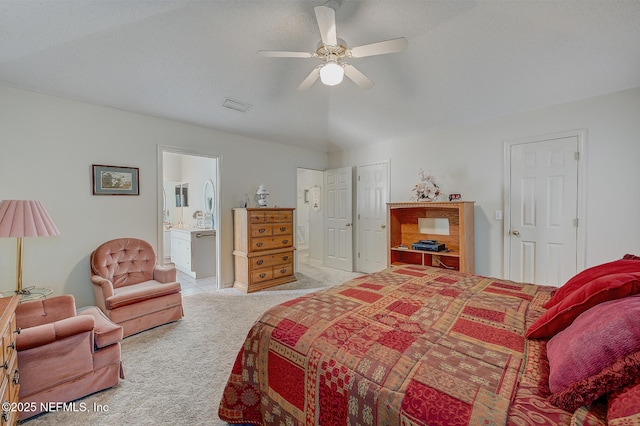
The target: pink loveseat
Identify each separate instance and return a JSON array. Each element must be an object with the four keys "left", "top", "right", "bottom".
[
  {"left": 16, "top": 295, "right": 124, "bottom": 421},
  {"left": 90, "top": 238, "right": 183, "bottom": 337}
]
